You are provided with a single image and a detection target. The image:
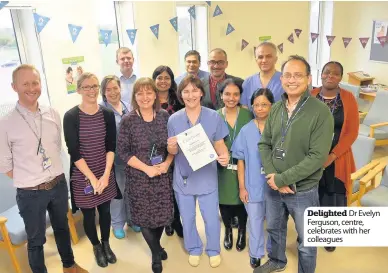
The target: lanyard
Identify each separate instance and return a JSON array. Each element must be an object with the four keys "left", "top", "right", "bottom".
[
  {"left": 16, "top": 107, "right": 42, "bottom": 155},
  {"left": 138, "top": 109, "right": 157, "bottom": 158},
  {"left": 280, "top": 96, "right": 309, "bottom": 144},
  {"left": 222, "top": 107, "right": 239, "bottom": 145},
  {"left": 318, "top": 93, "right": 339, "bottom": 114}
]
